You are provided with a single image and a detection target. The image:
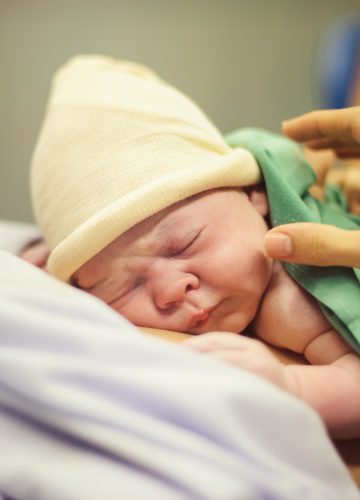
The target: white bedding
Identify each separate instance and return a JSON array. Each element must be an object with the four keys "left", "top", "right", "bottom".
[
  {"left": 0, "top": 222, "right": 358, "bottom": 499},
  {"left": 0, "top": 219, "right": 40, "bottom": 254}
]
